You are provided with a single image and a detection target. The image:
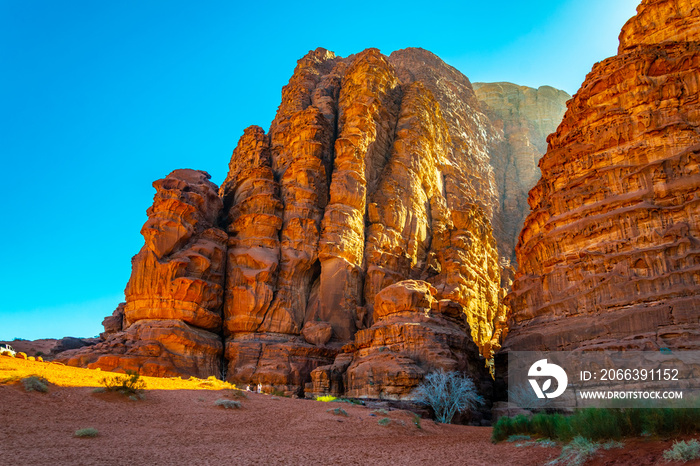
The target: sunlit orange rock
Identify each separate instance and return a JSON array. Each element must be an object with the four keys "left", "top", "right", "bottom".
[
  {"left": 308, "top": 280, "right": 490, "bottom": 399},
  {"left": 504, "top": 0, "right": 700, "bottom": 353},
  {"left": 59, "top": 170, "right": 227, "bottom": 378}
]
